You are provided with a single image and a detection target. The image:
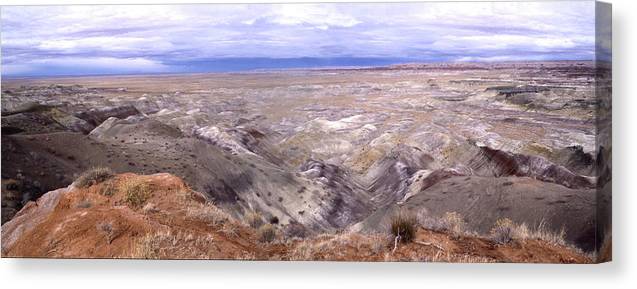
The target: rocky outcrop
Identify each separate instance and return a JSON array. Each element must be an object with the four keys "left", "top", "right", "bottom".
[
  {"left": 468, "top": 145, "right": 595, "bottom": 189},
  {"left": 299, "top": 159, "right": 372, "bottom": 228},
  {"left": 75, "top": 105, "right": 142, "bottom": 127},
  {"left": 2, "top": 104, "right": 94, "bottom": 134},
  {"left": 362, "top": 144, "right": 435, "bottom": 204}
]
